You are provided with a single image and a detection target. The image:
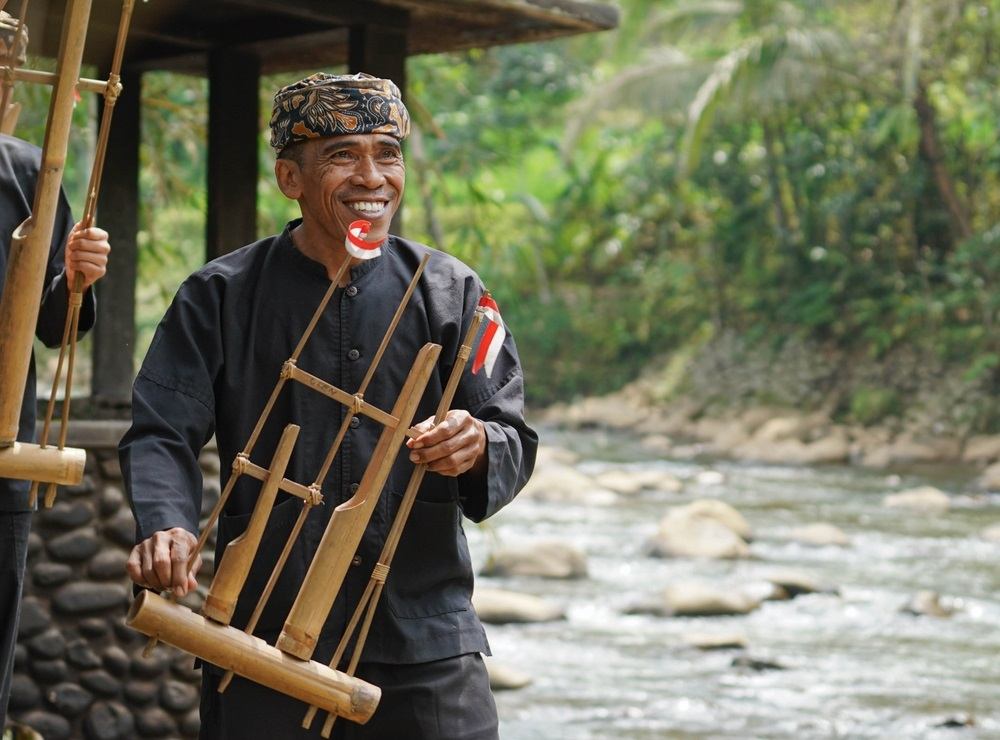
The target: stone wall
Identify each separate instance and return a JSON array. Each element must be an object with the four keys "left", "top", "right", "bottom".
[{"left": 8, "top": 422, "right": 220, "bottom": 740}]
